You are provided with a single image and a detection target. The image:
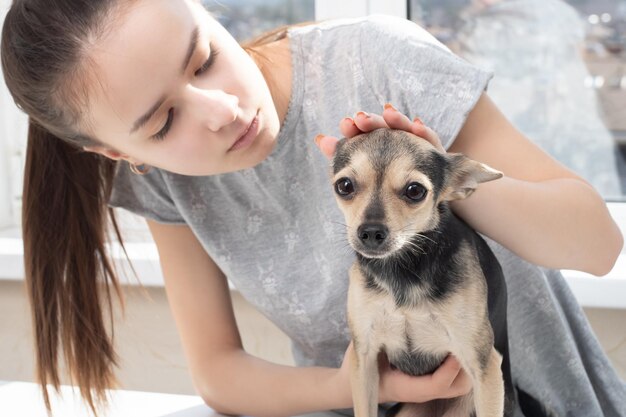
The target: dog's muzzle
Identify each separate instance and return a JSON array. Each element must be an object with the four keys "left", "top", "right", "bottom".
[{"left": 355, "top": 223, "right": 391, "bottom": 255}]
